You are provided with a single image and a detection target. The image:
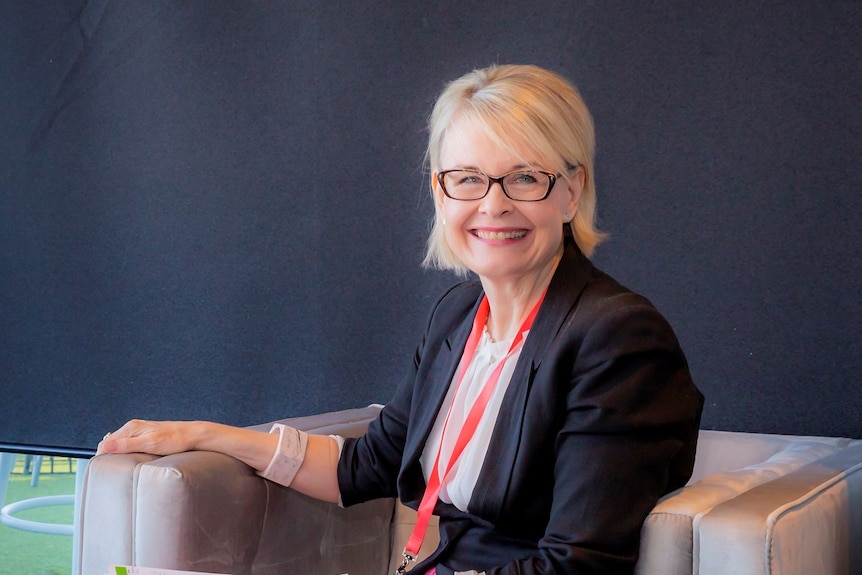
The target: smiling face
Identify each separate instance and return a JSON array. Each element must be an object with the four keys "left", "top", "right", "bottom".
[{"left": 434, "top": 118, "right": 583, "bottom": 289}]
